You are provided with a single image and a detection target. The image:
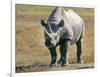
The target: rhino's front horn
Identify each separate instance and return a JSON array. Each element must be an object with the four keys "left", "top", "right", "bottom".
[{"left": 47, "top": 21, "right": 53, "bottom": 33}]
